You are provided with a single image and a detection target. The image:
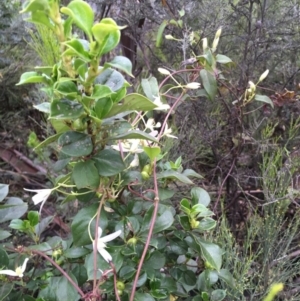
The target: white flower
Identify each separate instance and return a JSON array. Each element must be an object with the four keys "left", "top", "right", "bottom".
[
  {"left": 129, "top": 154, "right": 140, "bottom": 168},
  {"left": 111, "top": 140, "right": 143, "bottom": 154},
  {"left": 185, "top": 82, "right": 201, "bottom": 89},
  {"left": 24, "top": 188, "right": 53, "bottom": 213},
  {"left": 94, "top": 227, "right": 121, "bottom": 263},
  {"left": 0, "top": 258, "right": 29, "bottom": 278},
  {"left": 163, "top": 124, "right": 177, "bottom": 139},
  {"left": 153, "top": 96, "right": 170, "bottom": 111},
  {"left": 145, "top": 118, "right": 161, "bottom": 132}
]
